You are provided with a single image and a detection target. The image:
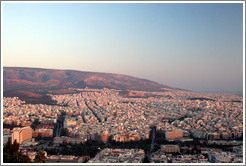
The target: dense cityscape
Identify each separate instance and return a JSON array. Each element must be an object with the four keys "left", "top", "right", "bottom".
[
  {"left": 3, "top": 88, "right": 243, "bottom": 163},
  {"left": 2, "top": 1, "right": 244, "bottom": 164}
]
